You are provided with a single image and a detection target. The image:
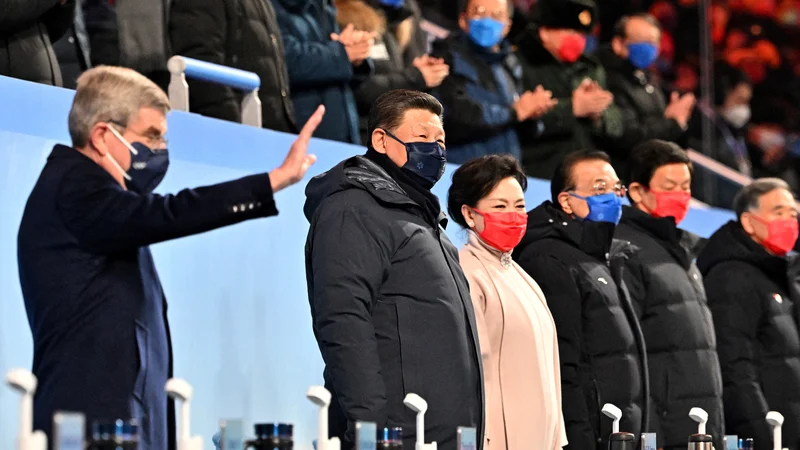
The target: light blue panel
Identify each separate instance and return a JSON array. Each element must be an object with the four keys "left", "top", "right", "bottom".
[{"left": 0, "top": 75, "right": 735, "bottom": 450}]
